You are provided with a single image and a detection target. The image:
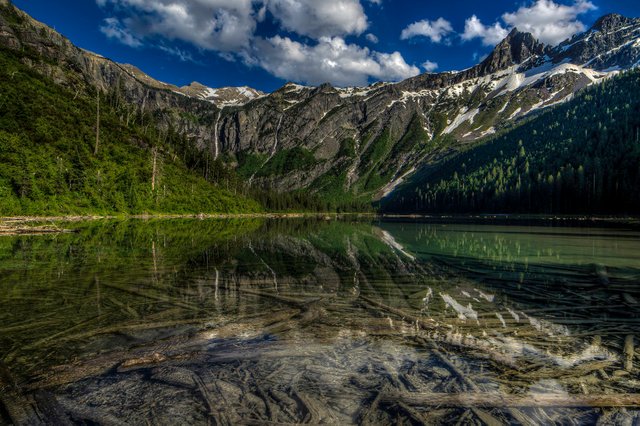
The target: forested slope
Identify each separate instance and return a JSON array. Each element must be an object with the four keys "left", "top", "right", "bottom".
[
  {"left": 0, "top": 47, "right": 261, "bottom": 215},
  {"left": 383, "top": 70, "right": 640, "bottom": 215}
]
